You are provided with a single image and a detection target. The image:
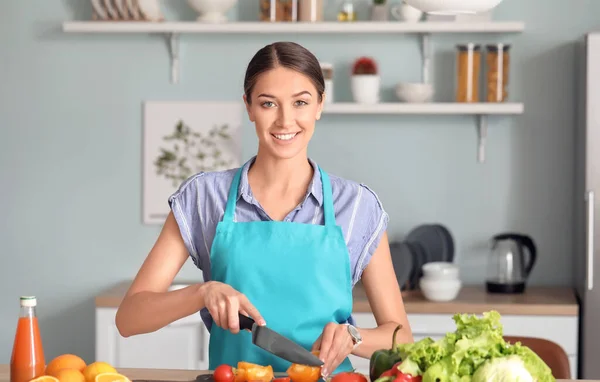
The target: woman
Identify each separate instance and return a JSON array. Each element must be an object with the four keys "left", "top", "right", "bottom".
[{"left": 115, "top": 41, "right": 413, "bottom": 377}]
